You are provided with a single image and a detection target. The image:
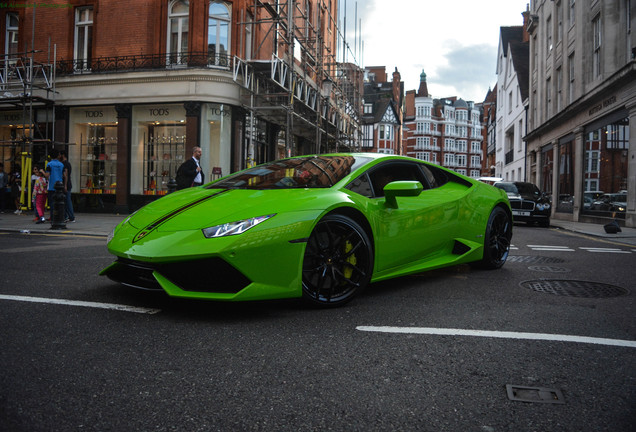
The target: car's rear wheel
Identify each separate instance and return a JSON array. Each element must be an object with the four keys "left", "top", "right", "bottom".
[
  {"left": 476, "top": 206, "right": 512, "bottom": 269},
  {"left": 302, "top": 214, "right": 373, "bottom": 307}
]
